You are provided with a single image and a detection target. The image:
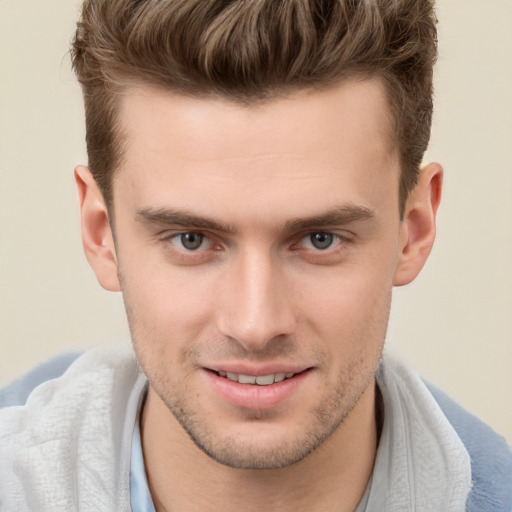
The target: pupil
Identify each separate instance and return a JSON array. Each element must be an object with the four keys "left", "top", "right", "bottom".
[
  {"left": 311, "top": 233, "right": 333, "bottom": 250},
  {"left": 181, "top": 233, "right": 203, "bottom": 250}
]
